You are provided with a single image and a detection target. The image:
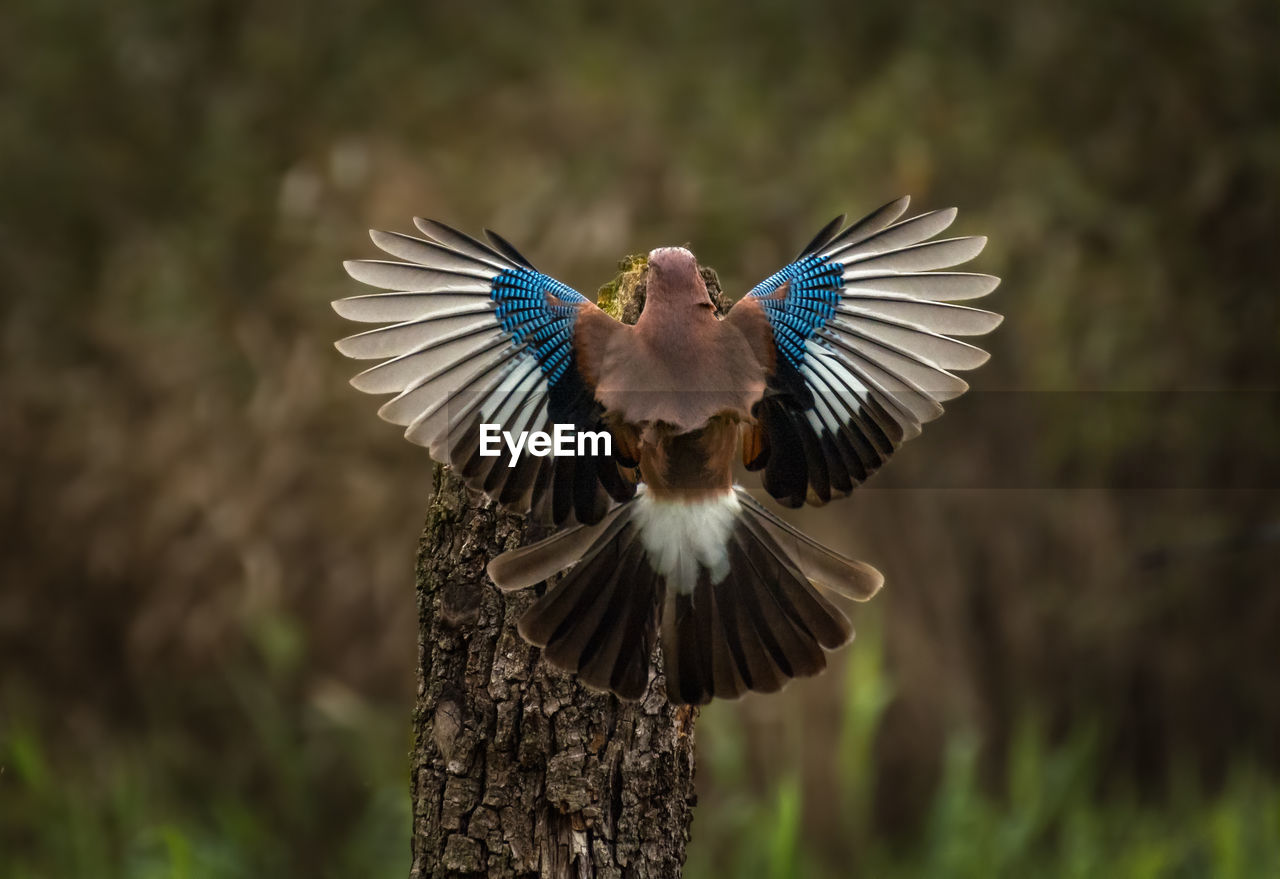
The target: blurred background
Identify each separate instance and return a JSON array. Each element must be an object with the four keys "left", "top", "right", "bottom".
[{"left": 2, "top": 1, "right": 1278, "bottom": 876}]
